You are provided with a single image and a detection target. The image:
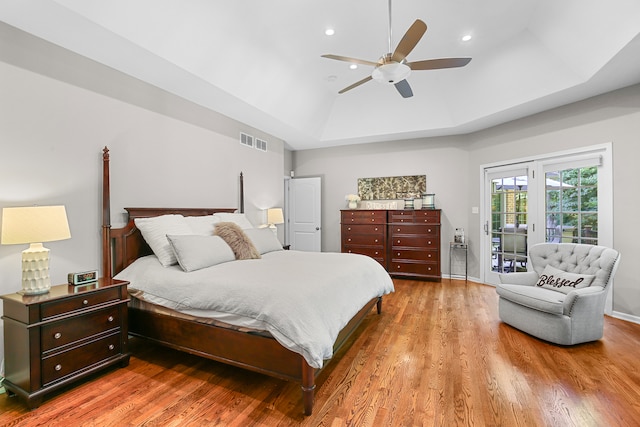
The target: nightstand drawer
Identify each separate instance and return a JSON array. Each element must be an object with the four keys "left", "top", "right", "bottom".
[
  {"left": 41, "top": 306, "right": 121, "bottom": 352},
  {"left": 41, "top": 287, "right": 120, "bottom": 319},
  {"left": 41, "top": 332, "right": 121, "bottom": 386}
]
